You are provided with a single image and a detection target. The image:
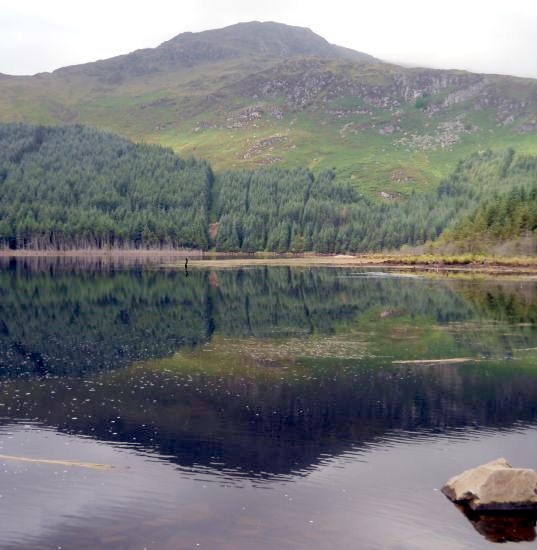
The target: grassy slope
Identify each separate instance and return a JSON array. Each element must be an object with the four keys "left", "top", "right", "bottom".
[{"left": 161, "top": 109, "right": 537, "bottom": 197}]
